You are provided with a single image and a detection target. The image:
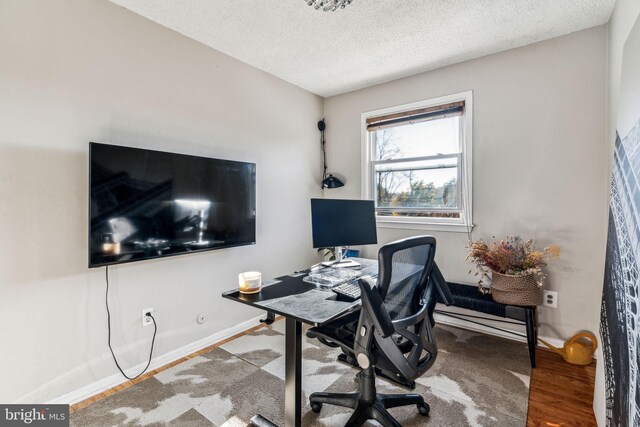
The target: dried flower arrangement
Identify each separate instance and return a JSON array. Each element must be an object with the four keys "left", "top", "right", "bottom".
[{"left": 466, "top": 236, "right": 560, "bottom": 293}]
